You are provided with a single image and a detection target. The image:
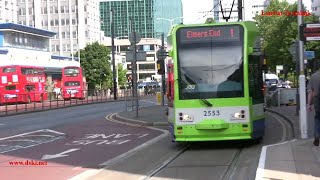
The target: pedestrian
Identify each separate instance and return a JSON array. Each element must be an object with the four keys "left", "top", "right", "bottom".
[{"left": 307, "top": 69, "right": 320, "bottom": 146}]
